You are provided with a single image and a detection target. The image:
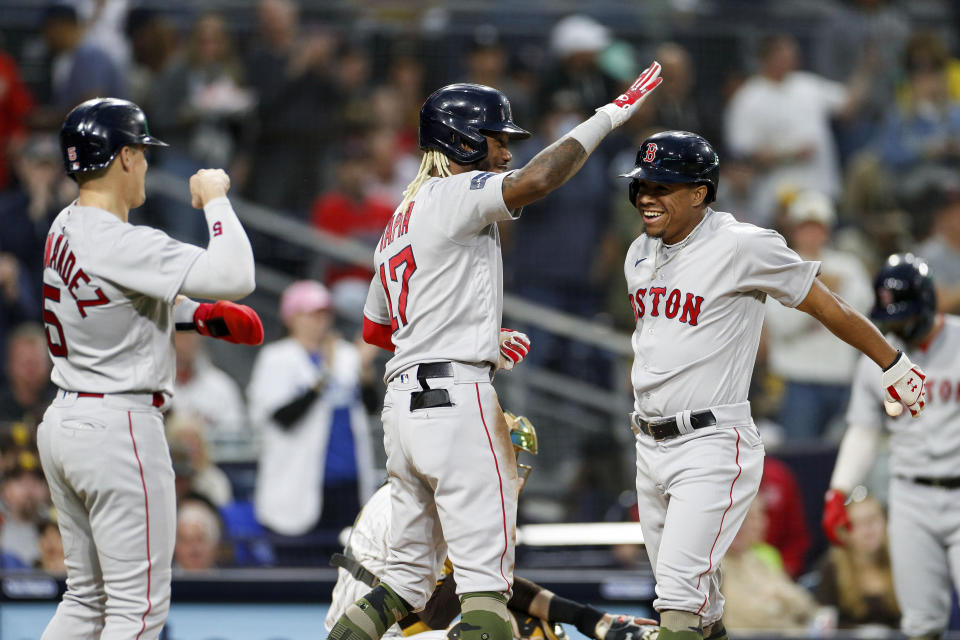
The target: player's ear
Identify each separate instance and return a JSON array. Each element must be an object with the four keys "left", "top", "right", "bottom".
[
  {"left": 690, "top": 184, "right": 708, "bottom": 208},
  {"left": 118, "top": 145, "right": 133, "bottom": 172}
]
